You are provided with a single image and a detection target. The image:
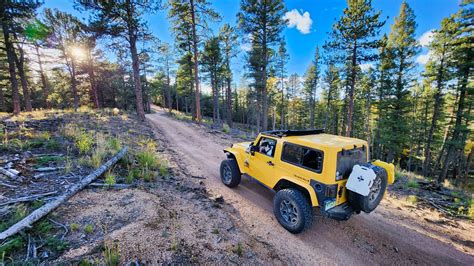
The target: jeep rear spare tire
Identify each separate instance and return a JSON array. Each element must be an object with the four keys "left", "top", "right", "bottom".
[
  {"left": 347, "top": 164, "right": 388, "bottom": 213},
  {"left": 273, "top": 189, "right": 313, "bottom": 234},
  {"left": 220, "top": 159, "right": 241, "bottom": 187}
]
